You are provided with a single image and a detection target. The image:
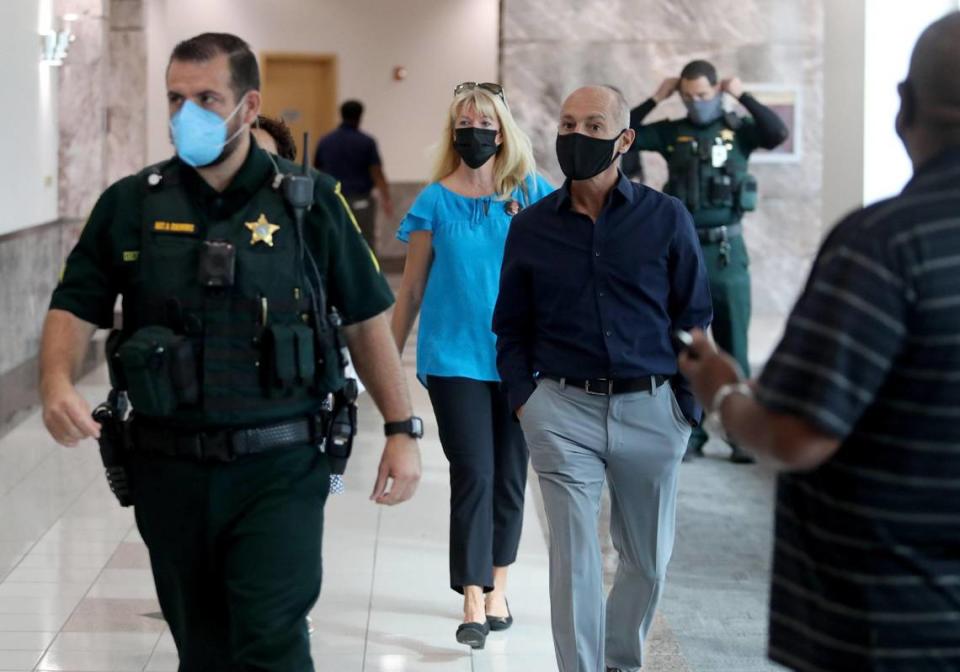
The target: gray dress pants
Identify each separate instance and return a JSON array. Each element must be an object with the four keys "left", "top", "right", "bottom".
[{"left": 520, "top": 378, "right": 690, "bottom": 672}]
